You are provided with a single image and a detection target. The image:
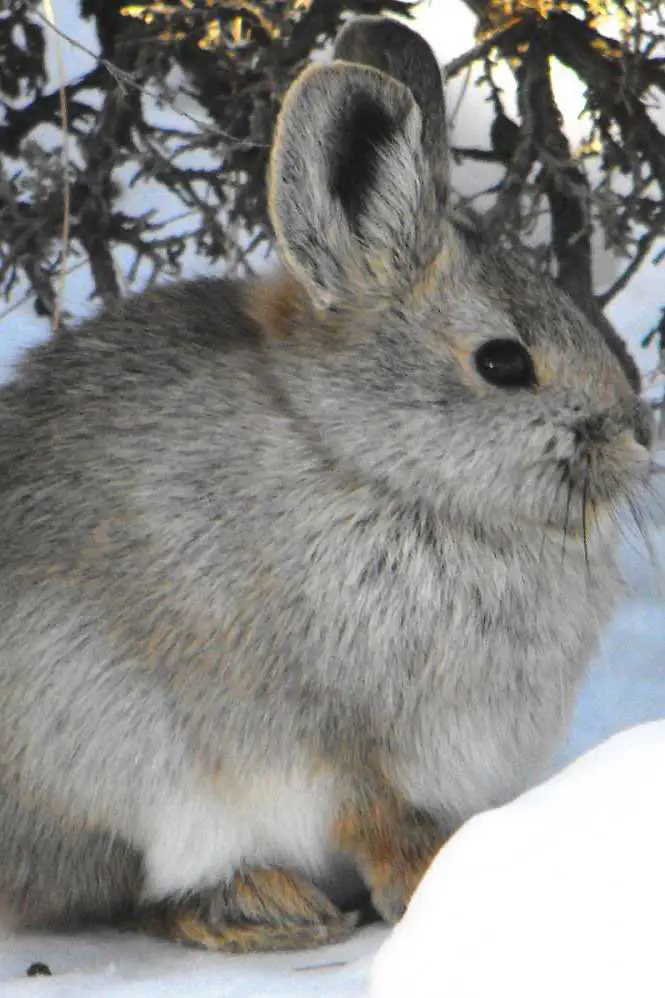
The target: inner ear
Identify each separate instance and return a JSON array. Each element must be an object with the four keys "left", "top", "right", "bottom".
[
  {"left": 269, "top": 63, "right": 444, "bottom": 307},
  {"left": 331, "top": 93, "right": 399, "bottom": 225},
  {"left": 334, "top": 16, "right": 449, "bottom": 206}
]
